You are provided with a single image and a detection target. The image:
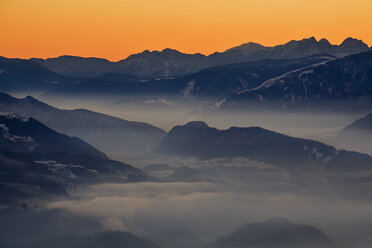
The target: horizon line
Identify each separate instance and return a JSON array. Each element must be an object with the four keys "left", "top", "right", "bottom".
[{"left": 2, "top": 36, "right": 371, "bottom": 63}]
